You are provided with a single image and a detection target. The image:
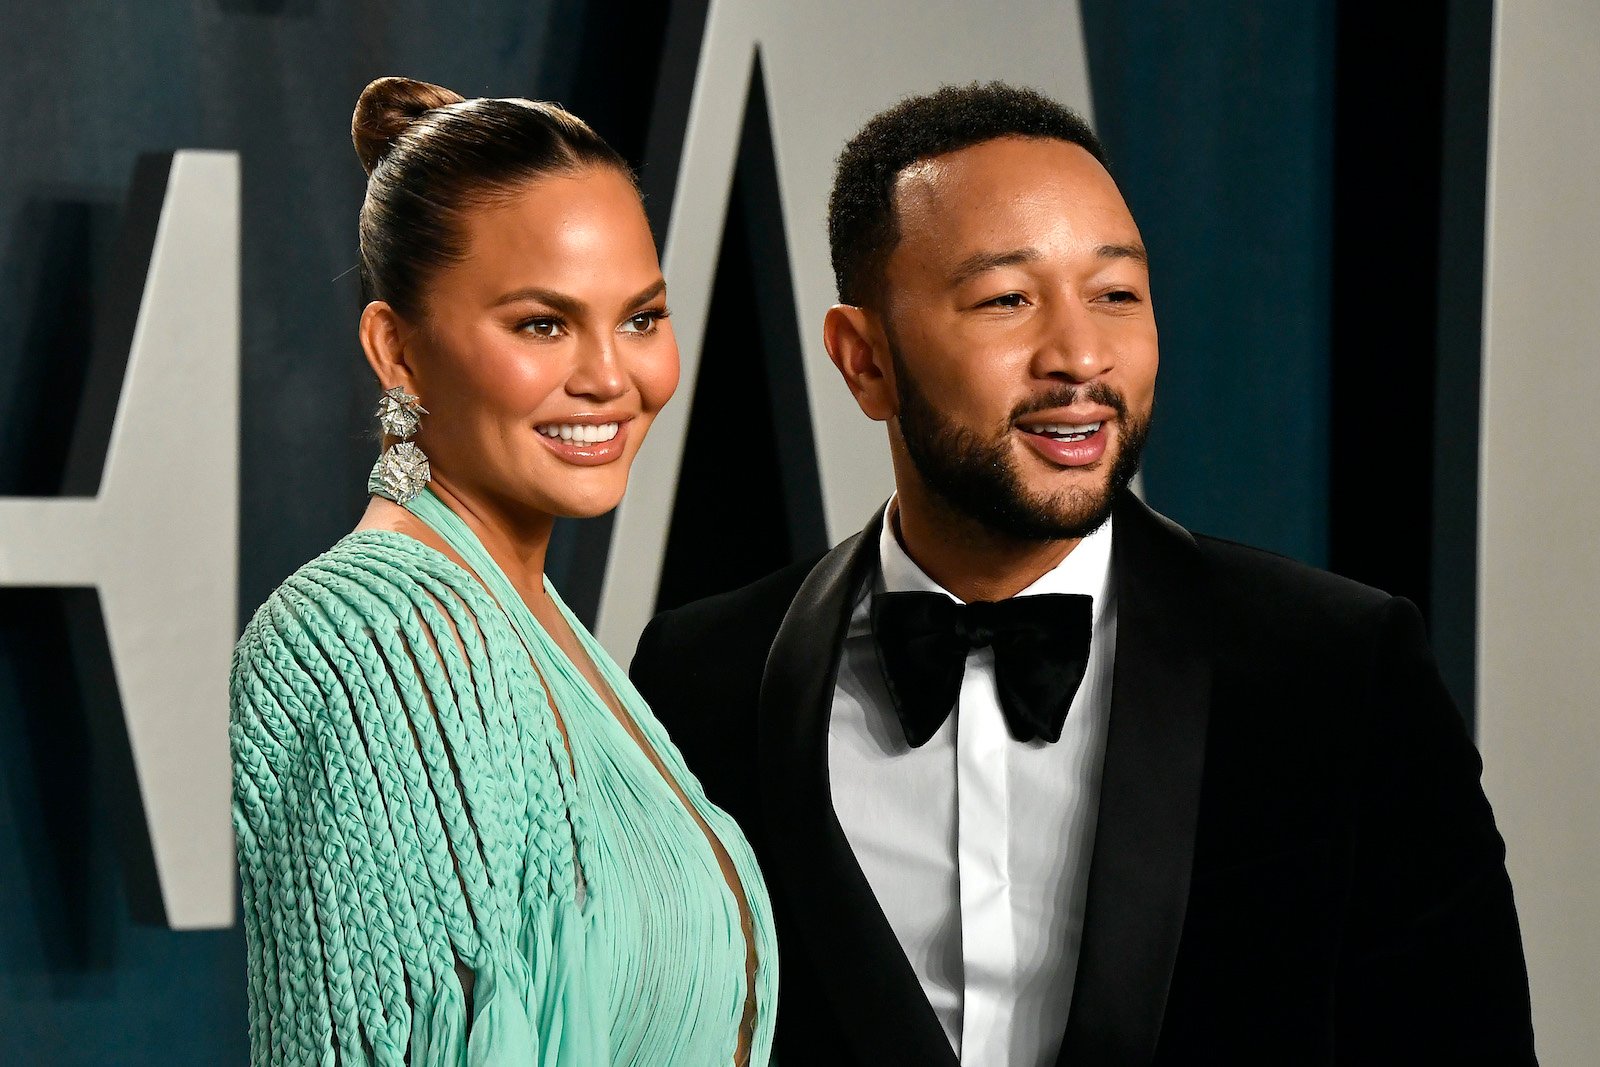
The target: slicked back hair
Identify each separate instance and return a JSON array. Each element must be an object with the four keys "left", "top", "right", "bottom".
[
  {"left": 827, "top": 82, "right": 1106, "bottom": 309},
  {"left": 352, "top": 77, "right": 634, "bottom": 321}
]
